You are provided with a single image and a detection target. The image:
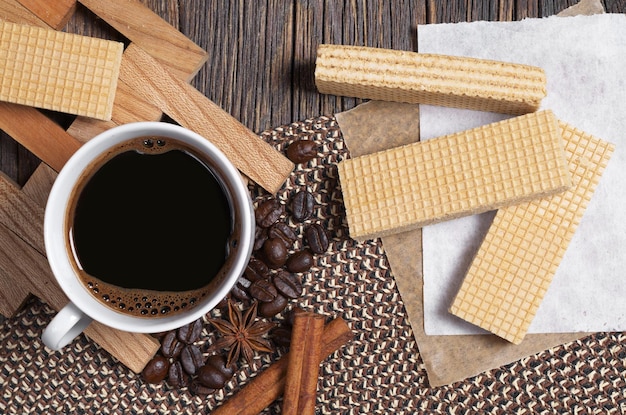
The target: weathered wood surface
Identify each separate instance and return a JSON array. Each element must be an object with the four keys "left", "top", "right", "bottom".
[{"left": 4, "top": 0, "right": 623, "bottom": 187}]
